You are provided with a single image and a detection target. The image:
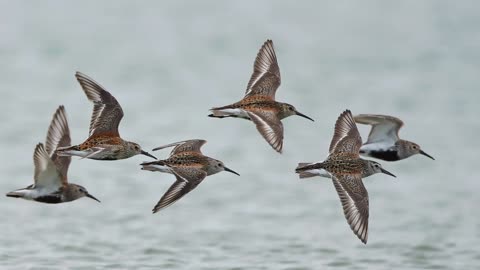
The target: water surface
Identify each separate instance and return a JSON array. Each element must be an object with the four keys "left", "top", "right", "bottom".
[{"left": 0, "top": 1, "right": 479, "bottom": 269}]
